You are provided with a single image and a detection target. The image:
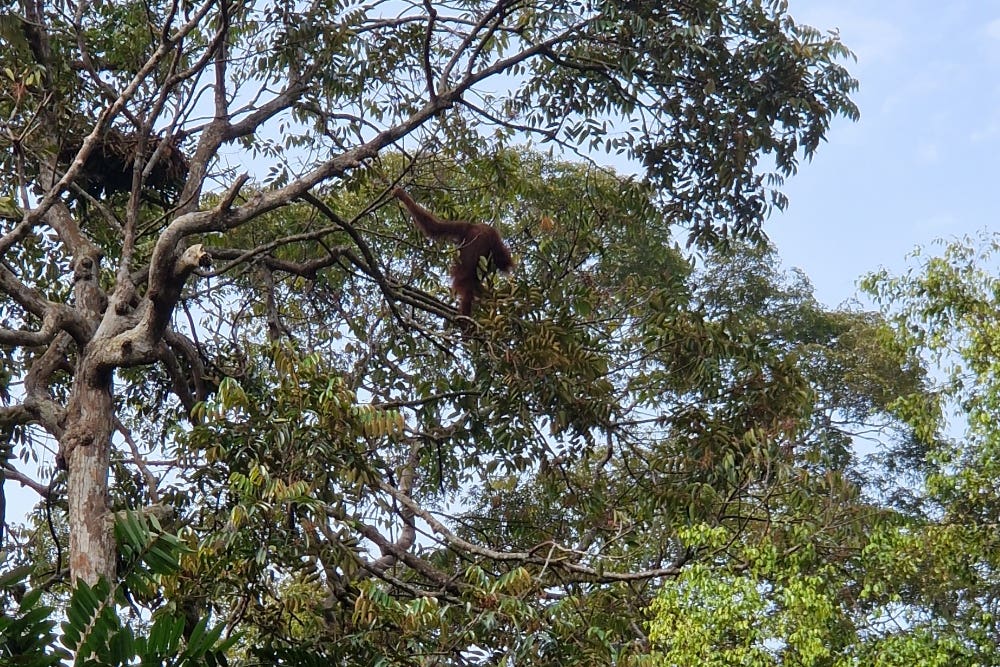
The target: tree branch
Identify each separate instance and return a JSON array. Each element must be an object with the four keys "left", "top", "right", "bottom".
[
  {"left": 28, "top": 0, "right": 216, "bottom": 224},
  {"left": 375, "top": 477, "right": 687, "bottom": 583},
  {"left": 2, "top": 464, "right": 50, "bottom": 498},
  {"left": 369, "top": 441, "right": 420, "bottom": 575},
  {"left": 420, "top": 0, "right": 438, "bottom": 100}
]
